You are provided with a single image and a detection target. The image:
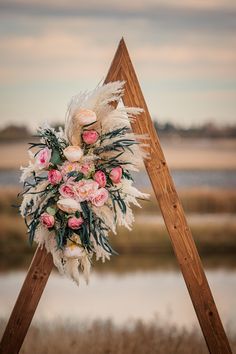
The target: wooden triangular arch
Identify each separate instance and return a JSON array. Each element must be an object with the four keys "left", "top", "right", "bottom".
[{"left": 0, "top": 38, "right": 232, "bottom": 354}]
